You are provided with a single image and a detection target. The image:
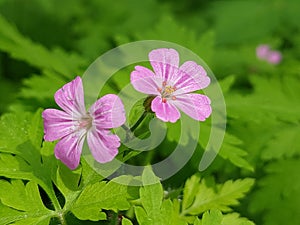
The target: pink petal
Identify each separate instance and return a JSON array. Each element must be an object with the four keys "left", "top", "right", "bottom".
[
  {"left": 89, "top": 94, "right": 126, "bottom": 129},
  {"left": 54, "top": 131, "right": 85, "bottom": 170},
  {"left": 178, "top": 61, "right": 210, "bottom": 89},
  {"left": 173, "top": 94, "right": 212, "bottom": 121},
  {"left": 170, "top": 70, "right": 205, "bottom": 95},
  {"left": 151, "top": 96, "right": 181, "bottom": 123},
  {"left": 87, "top": 129, "right": 120, "bottom": 163},
  {"left": 130, "top": 66, "right": 161, "bottom": 95},
  {"left": 54, "top": 76, "right": 86, "bottom": 118},
  {"left": 42, "top": 109, "right": 75, "bottom": 141},
  {"left": 149, "top": 48, "right": 179, "bottom": 81}
]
